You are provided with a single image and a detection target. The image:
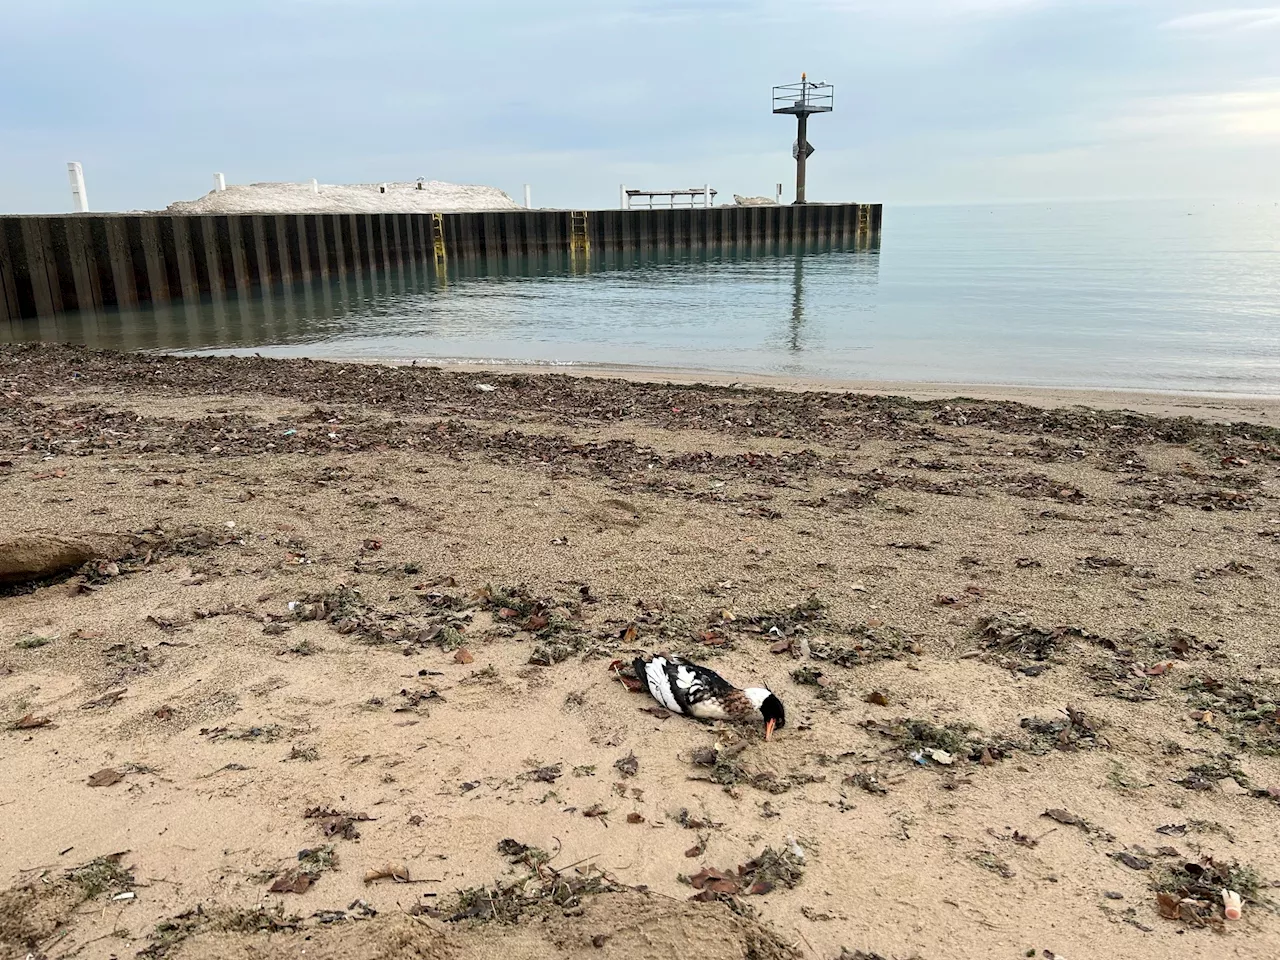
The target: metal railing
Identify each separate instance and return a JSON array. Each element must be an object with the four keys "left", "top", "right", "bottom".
[
  {"left": 620, "top": 186, "right": 716, "bottom": 210},
  {"left": 772, "top": 80, "right": 833, "bottom": 115}
]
